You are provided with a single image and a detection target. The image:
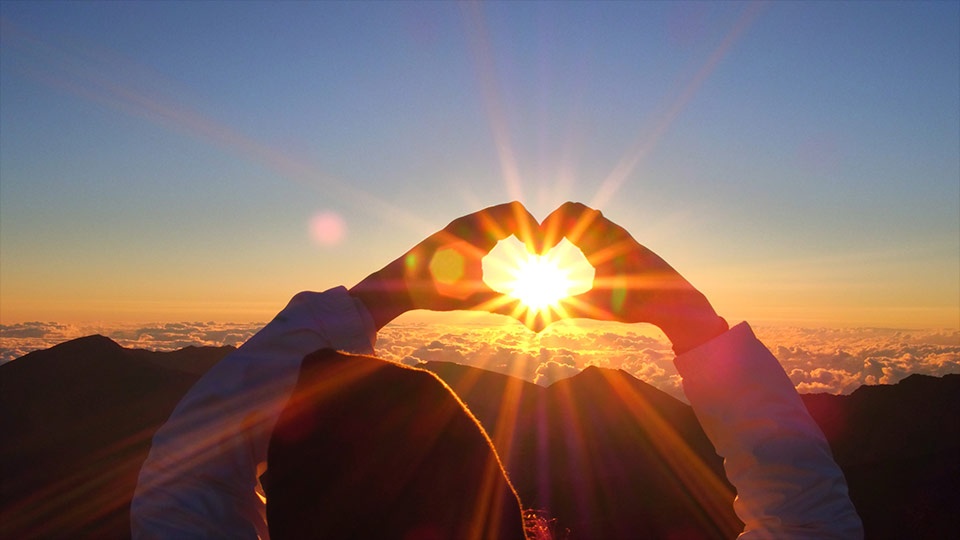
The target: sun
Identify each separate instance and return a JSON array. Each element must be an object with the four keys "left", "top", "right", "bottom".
[
  {"left": 507, "top": 254, "right": 574, "bottom": 311},
  {"left": 483, "top": 237, "right": 594, "bottom": 314}
]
